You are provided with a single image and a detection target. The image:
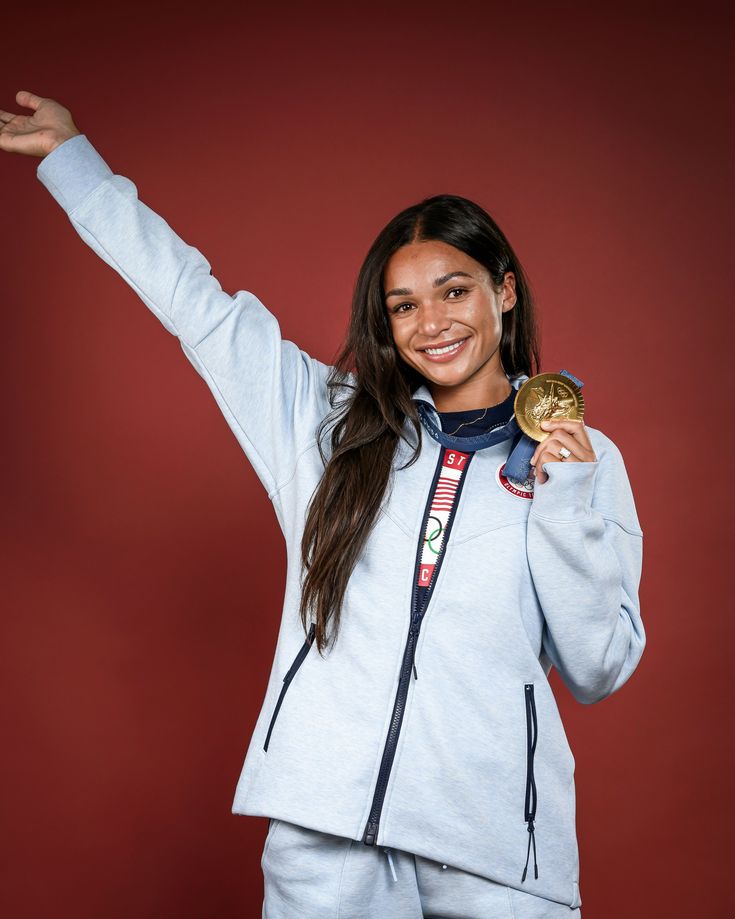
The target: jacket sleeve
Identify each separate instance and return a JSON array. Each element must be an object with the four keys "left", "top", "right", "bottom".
[
  {"left": 526, "top": 428, "right": 646, "bottom": 704},
  {"left": 36, "top": 133, "right": 334, "bottom": 499}
]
